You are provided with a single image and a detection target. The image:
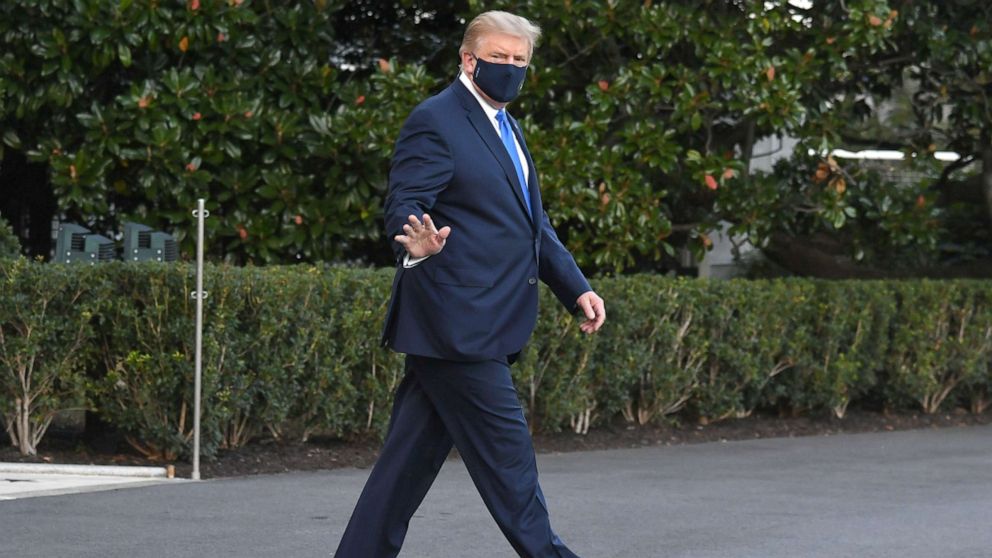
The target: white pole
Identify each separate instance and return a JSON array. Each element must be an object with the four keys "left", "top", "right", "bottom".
[{"left": 191, "top": 199, "right": 209, "bottom": 480}]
